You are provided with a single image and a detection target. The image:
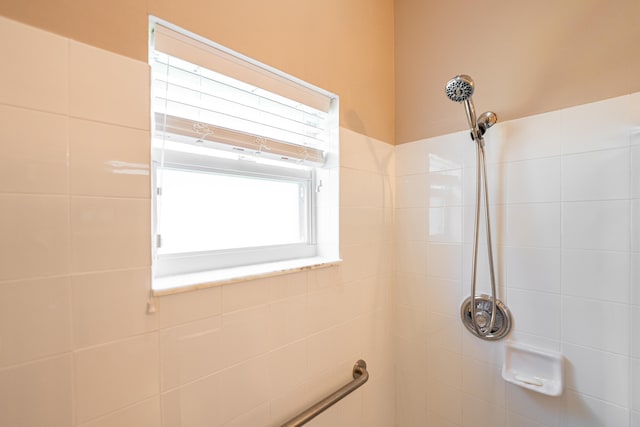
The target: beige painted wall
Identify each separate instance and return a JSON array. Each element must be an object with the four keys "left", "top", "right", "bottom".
[
  {"left": 3, "top": 0, "right": 638, "bottom": 145},
  {"left": 0, "top": 0, "right": 395, "bottom": 144},
  {"left": 395, "top": 0, "right": 640, "bottom": 143}
]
